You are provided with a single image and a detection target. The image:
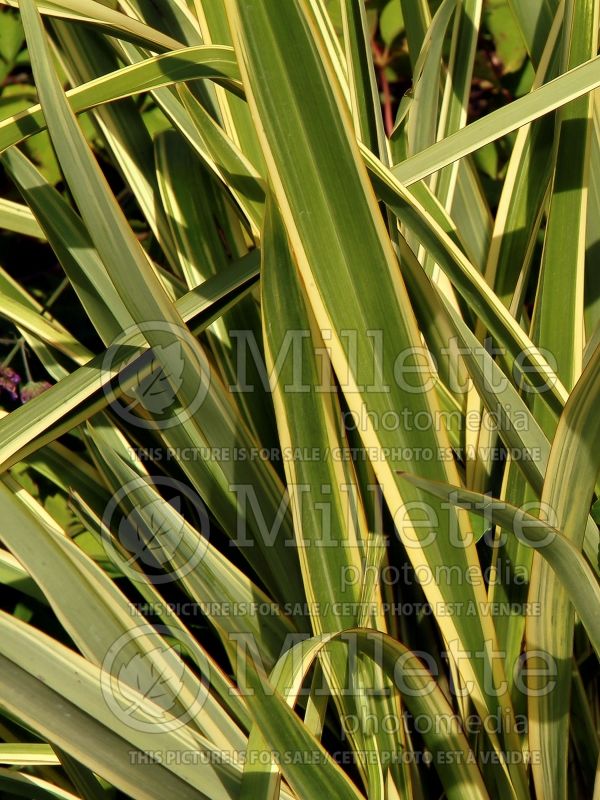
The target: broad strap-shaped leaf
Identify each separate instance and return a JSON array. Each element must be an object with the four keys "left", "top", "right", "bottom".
[
  {"left": 243, "top": 629, "right": 490, "bottom": 800},
  {"left": 2, "top": 0, "right": 182, "bottom": 50},
  {"left": 526, "top": 2, "right": 599, "bottom": 796},
  {"left": 226, "top": 2, "right": 528, "bottom": 795},
  {"left": 262, "top": 196, "right": 409, "bottom": 794},
  {"left": 398, "top": 473, "right": 600, "bottom": 656},
  {"left": 392, "top": 53, "right": 600, "bottom": 185},
  {"left": 19, "top": 0, "right": 304, "bottom": 607},
  {"left": 528, "top": 340, "right": 600, "bottom": 800},
  {"left": 0, "top": 612, "right": 240, "bottom": 800},
  {"left": 0, "top": 197, "right": 44, "bottom": 237},
  {"left": 0, "top": 45, "right": 242, "bottom": 153},
  {"left": 0, "top": 255, "right": 258, "bottom": 472}
]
